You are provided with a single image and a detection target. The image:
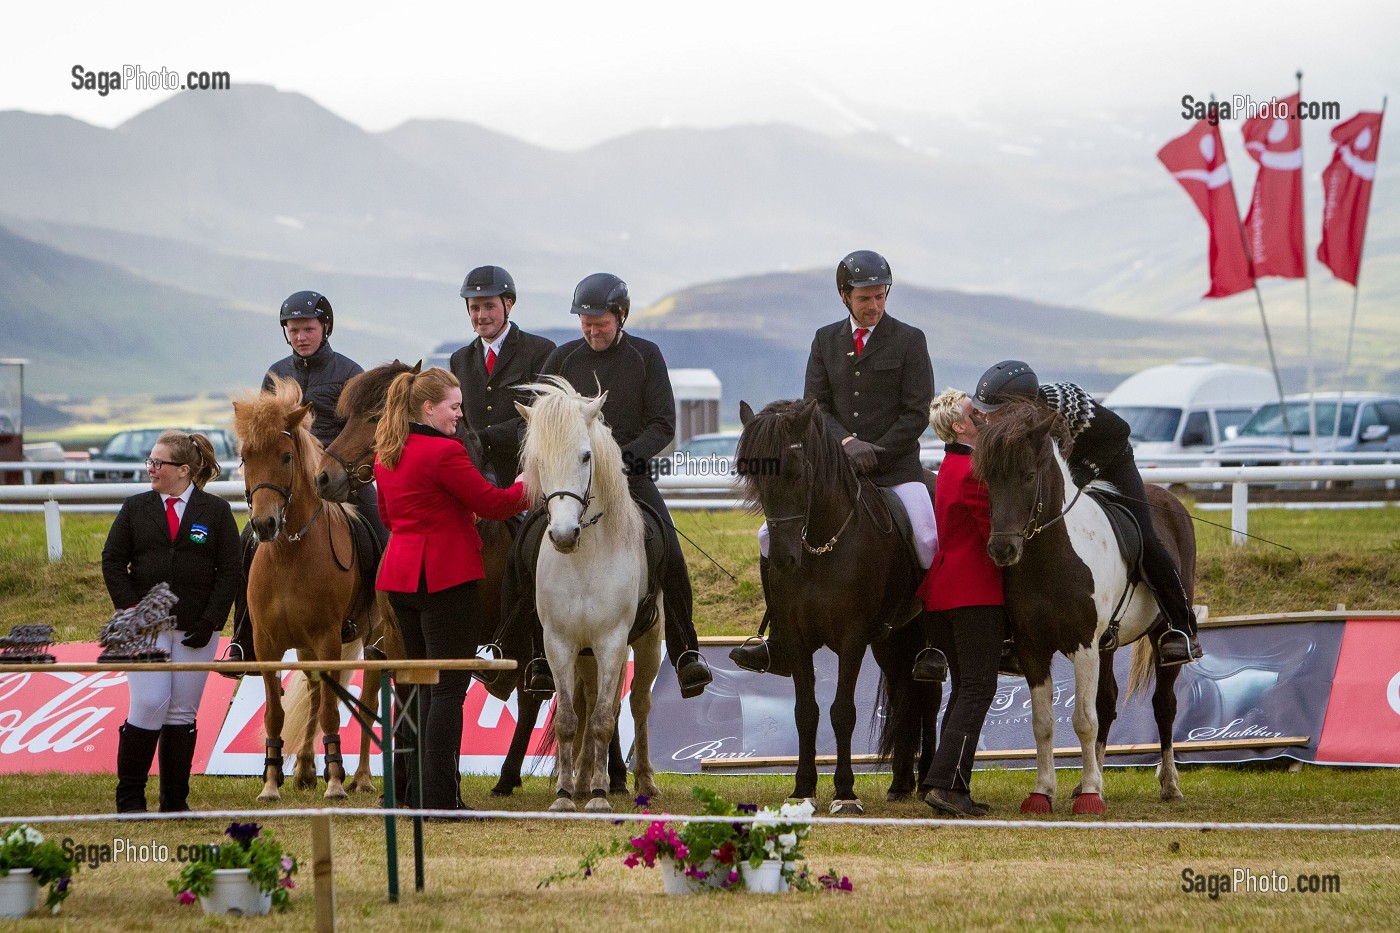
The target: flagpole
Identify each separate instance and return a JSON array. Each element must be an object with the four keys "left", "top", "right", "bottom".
[
  {"left": 1297, "top": 71, "right": 1318, "bottom": 450},
  {"left": 1331, "top": 95, "right": 1388, "bottom": 445}
]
